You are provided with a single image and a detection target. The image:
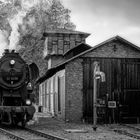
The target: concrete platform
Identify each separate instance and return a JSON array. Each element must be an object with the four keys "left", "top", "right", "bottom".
[{"left": 34, "top": 112, "right": 52, "bottom": 118}]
